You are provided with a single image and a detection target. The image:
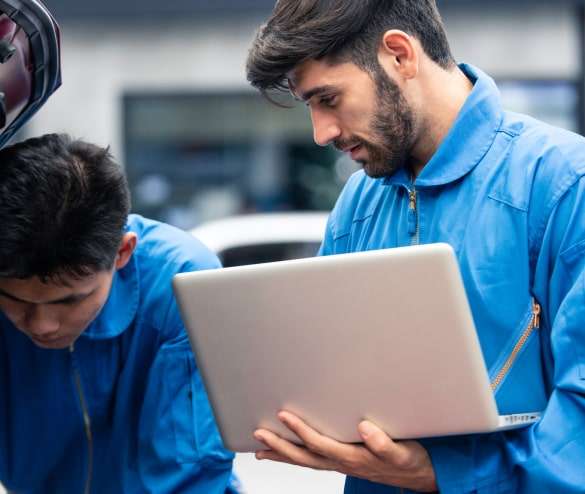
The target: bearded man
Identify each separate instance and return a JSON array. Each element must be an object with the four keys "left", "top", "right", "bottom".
[{"left": 245, "top": 1, "right": 585, "bottom": 493}]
